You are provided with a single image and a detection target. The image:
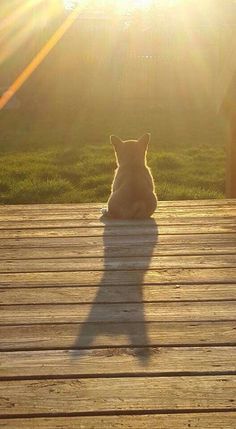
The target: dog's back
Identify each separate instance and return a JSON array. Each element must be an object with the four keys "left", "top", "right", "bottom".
[{"left": 107, "top": 134, "right": 157, "bottom": 219}]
